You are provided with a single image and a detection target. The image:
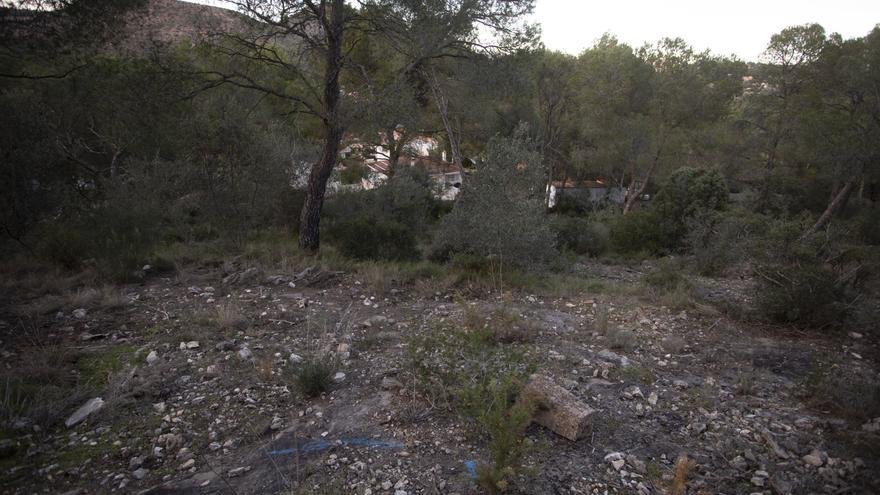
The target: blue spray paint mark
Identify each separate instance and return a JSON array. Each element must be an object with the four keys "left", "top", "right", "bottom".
[
  {"left": 267, "top": 438, "right": 405, "bottom": 456},
  {"left": 463, "top": 460, "right": 477, "bottom": 480}
]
